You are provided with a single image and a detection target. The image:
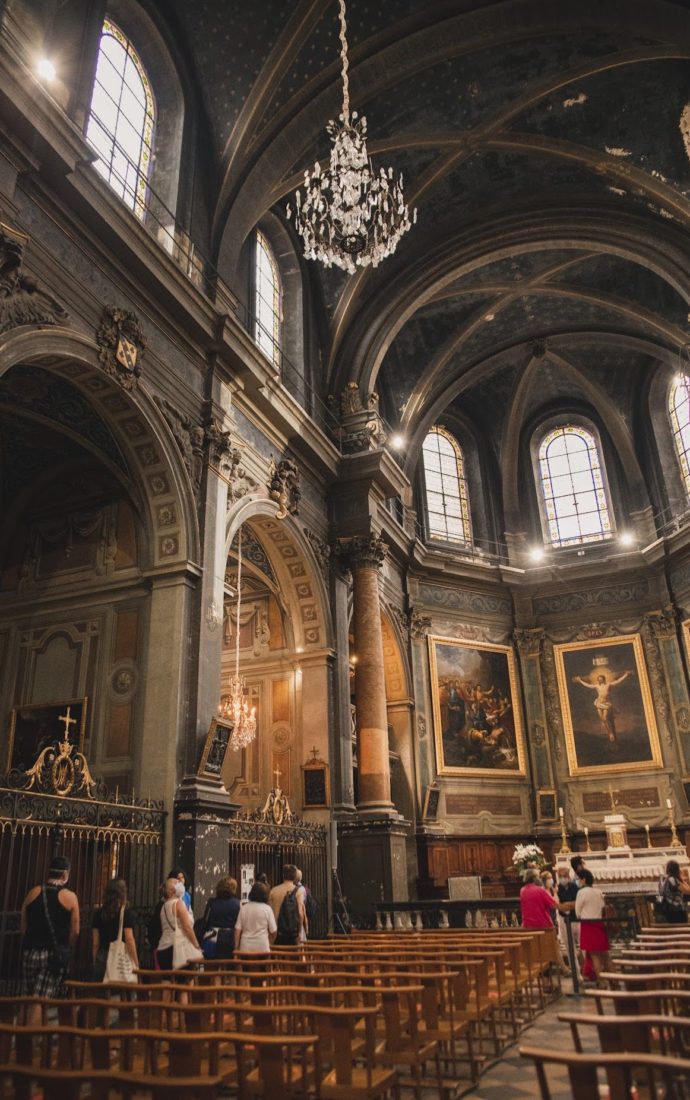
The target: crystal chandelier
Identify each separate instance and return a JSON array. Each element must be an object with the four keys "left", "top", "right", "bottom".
[
  {"left": 287, "top": 0, "right": 416, "bottom": 274},
  {"left": 220, "top": 526, "right": 257, "bottom": 751}
]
